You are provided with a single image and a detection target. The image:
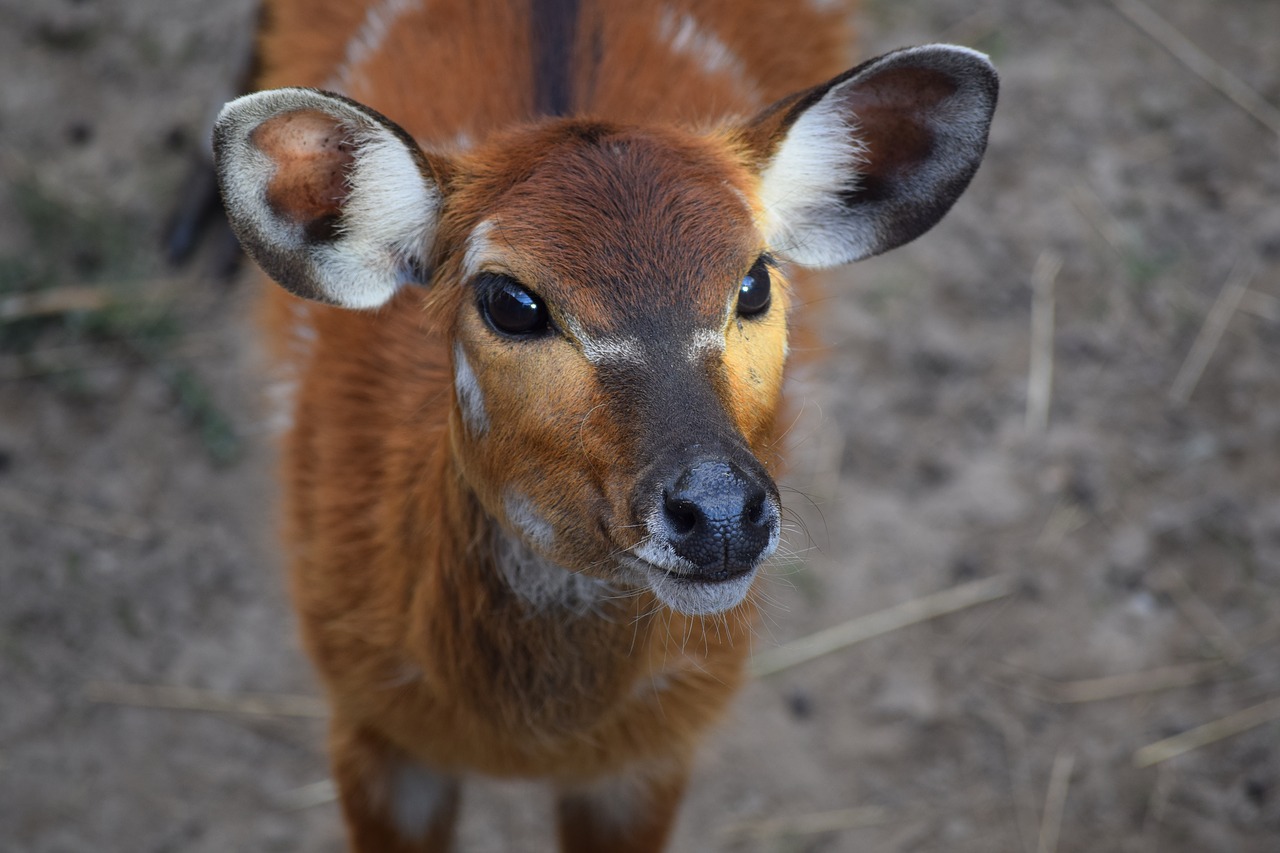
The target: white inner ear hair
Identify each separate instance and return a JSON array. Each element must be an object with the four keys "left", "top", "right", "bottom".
[
  {"left": 757, "top": 86, "right": 870, "bottom": 268},
  {"left": 311, "top": 120, "right": 439, "bottom": 308}
]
